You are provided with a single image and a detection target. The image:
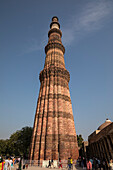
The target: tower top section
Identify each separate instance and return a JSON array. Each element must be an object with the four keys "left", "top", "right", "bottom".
[
  {"left": 48, "top": 16, "right": 62, "bottom": 38},
  {"left": 45, "top": 16, "right": 64, "bottom": 54},
  {"left": 50, "top": 16, "right": 60, "bottom": 29},
  {"left": 52, "top": 16, "right": 59, "bottom": 21}
]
